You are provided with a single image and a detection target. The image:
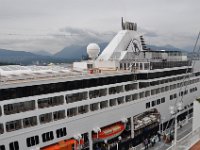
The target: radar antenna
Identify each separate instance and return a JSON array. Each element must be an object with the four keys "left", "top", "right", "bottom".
[{"left": 121, "top": 17, "right": 137, "bottom": 31}]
